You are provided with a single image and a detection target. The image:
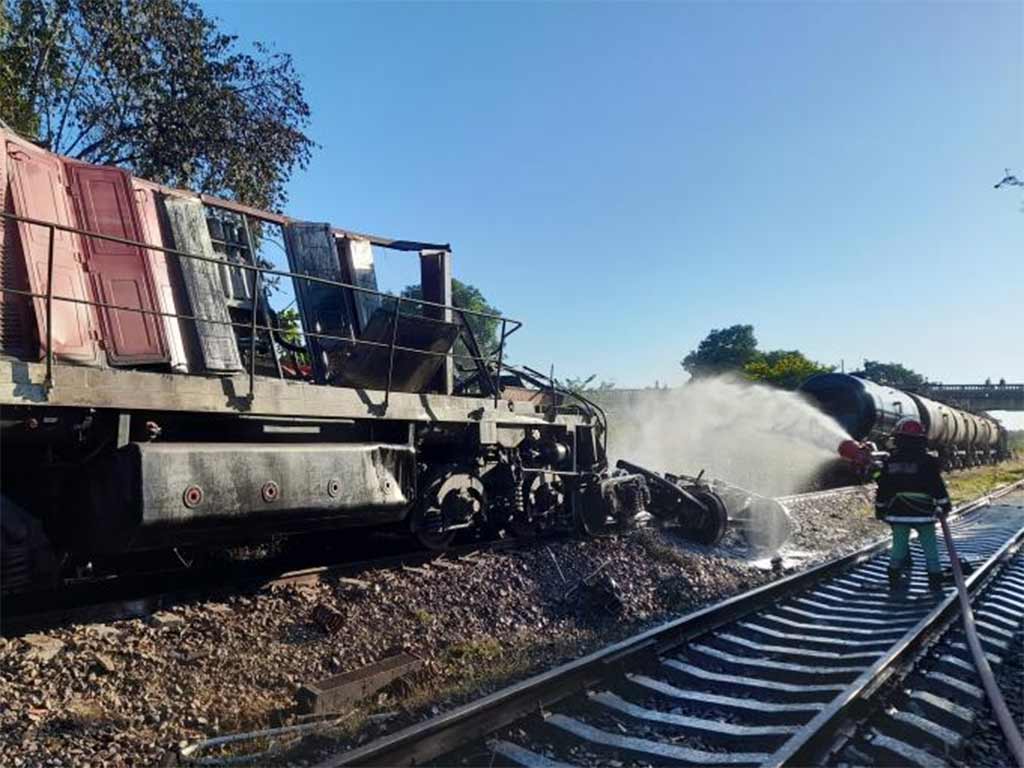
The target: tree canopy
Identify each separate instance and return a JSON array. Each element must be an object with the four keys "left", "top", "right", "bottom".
[
  {"left": 402, "top": 278, "right": 502, "bottom": 356},
  {"left": 681, "top": 324, "right": 760, "bottom": 377},
  {"left": 682, "top": 324, "right": 832, "bottom": 389},
  {"left": 853, "top": 360, "right": 925, "bottom": 390},
  {"left": 743, "top": 352, "right": 832, "bottom": 389},
  {"left": 1, "top": 0, "right": 313, "bottom": 211}
]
